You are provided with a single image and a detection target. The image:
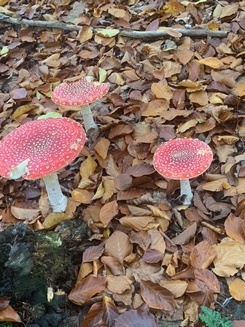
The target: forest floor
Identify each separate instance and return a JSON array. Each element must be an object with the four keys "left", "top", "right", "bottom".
[{"left": 0, "top": 0, "right": 245, "bottom": 326}]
